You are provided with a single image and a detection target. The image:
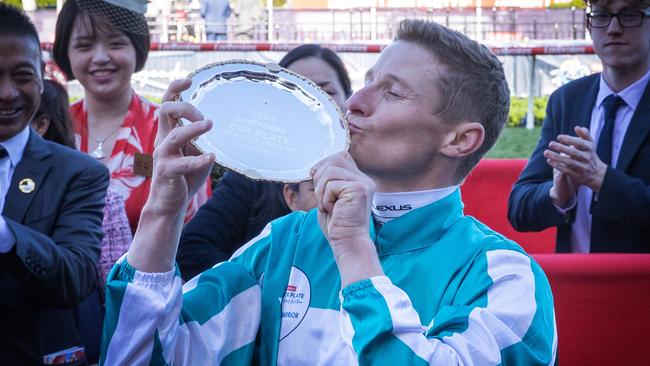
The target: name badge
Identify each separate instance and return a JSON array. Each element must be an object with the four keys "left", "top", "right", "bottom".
[{"left": 134, "top": 153, "right": 153, "bottom": 178}]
